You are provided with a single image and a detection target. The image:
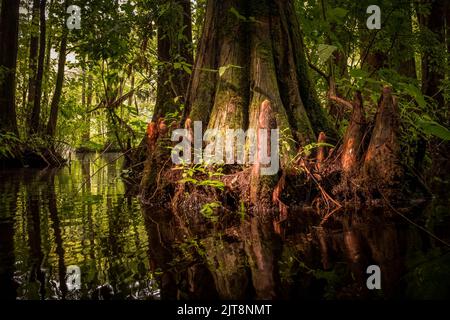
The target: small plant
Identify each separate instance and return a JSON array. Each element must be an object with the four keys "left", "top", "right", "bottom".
[
  {"left": 200, "top": 201, "right": 221, "bottom": 222},
  {"left": 0, "top": 132, "right": 22, "bottom": 159},
  {"left": 177, "top": 162, "right": 225, "bottom": 191}
]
